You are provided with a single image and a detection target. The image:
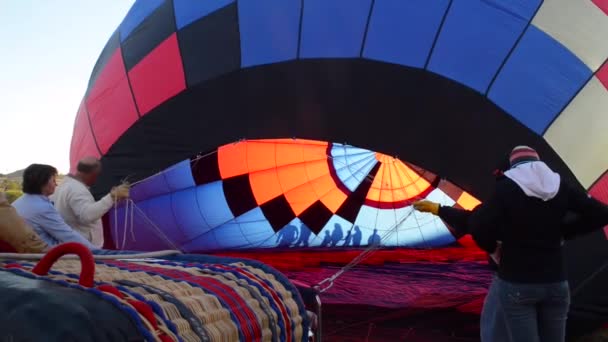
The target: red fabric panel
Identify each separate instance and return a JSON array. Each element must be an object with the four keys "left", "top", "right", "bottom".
[
  {"left": 128, "top": 33, "right": 186, "bottom": 115},
  {"left": 597, "top": 61, "right": 608, "bottom": 91},
  {"left": 593, "top": 0, "right": 608, "bottom": 15},
  {"left": 86, "top": 48, "right": 139, "bottom": 154},
  {"left": 69, "top": 100, "right": 100, "bottom": 173},
  {"left": 589, "top": 171, "right": 608, "bottom": 239}
]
